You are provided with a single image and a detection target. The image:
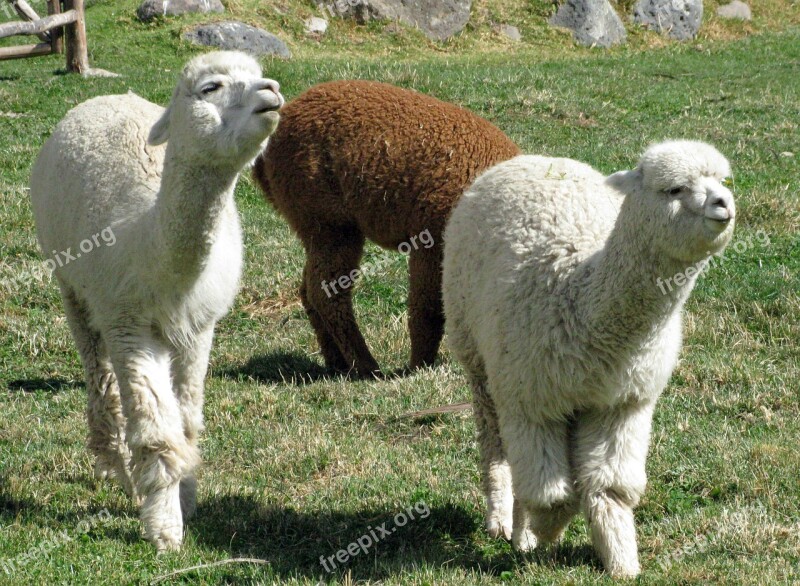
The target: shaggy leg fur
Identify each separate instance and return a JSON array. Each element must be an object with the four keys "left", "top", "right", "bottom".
[
  {"left": 528, "top": 500, "right": 580, "bottom": 544},
  {"left": 496, "top": 407, "right": 574, "bottom": 551},
  {"left": 498, "top": 411, "right": 574, "bottom": 508},
  {"left": 573, "top": 402, "right": 655, "bottom": 578},
  {"left": 472, "top": 377, "right": 514, "bottom": 540},
  {"left": 511, "top": 497, "right": 537, "bottom": 552},
  {"left": 301, "top": 225, "right": 380, "bottom": 377},
  {"left": 107, "top": 326, "right": 197, "bottom": 551},
  {"left": 60, "top": 283, "right": 135, "bottom": 500},
  {"left": 170, "top": 328, "right": 214, "bottom": 520},
  {"left": 407, "top": 248, "right": 445, "bottom": 369}
]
